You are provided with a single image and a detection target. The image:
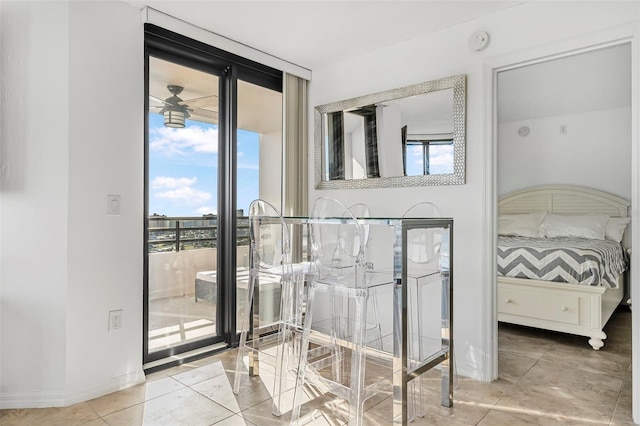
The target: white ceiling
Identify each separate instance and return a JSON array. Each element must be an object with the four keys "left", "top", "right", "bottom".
[
  {"left": 134, "top": 1, "right": 631, "bottom": 129},
  {"left": 125, "top": 0, "right": 521, "bottom": 71}
]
